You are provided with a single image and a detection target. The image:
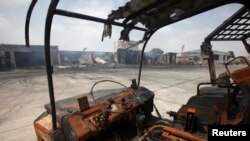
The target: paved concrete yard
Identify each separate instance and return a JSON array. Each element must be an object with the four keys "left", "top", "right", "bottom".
[{"left": 0, "top": 64, "right": 243, "bottom": 140}]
